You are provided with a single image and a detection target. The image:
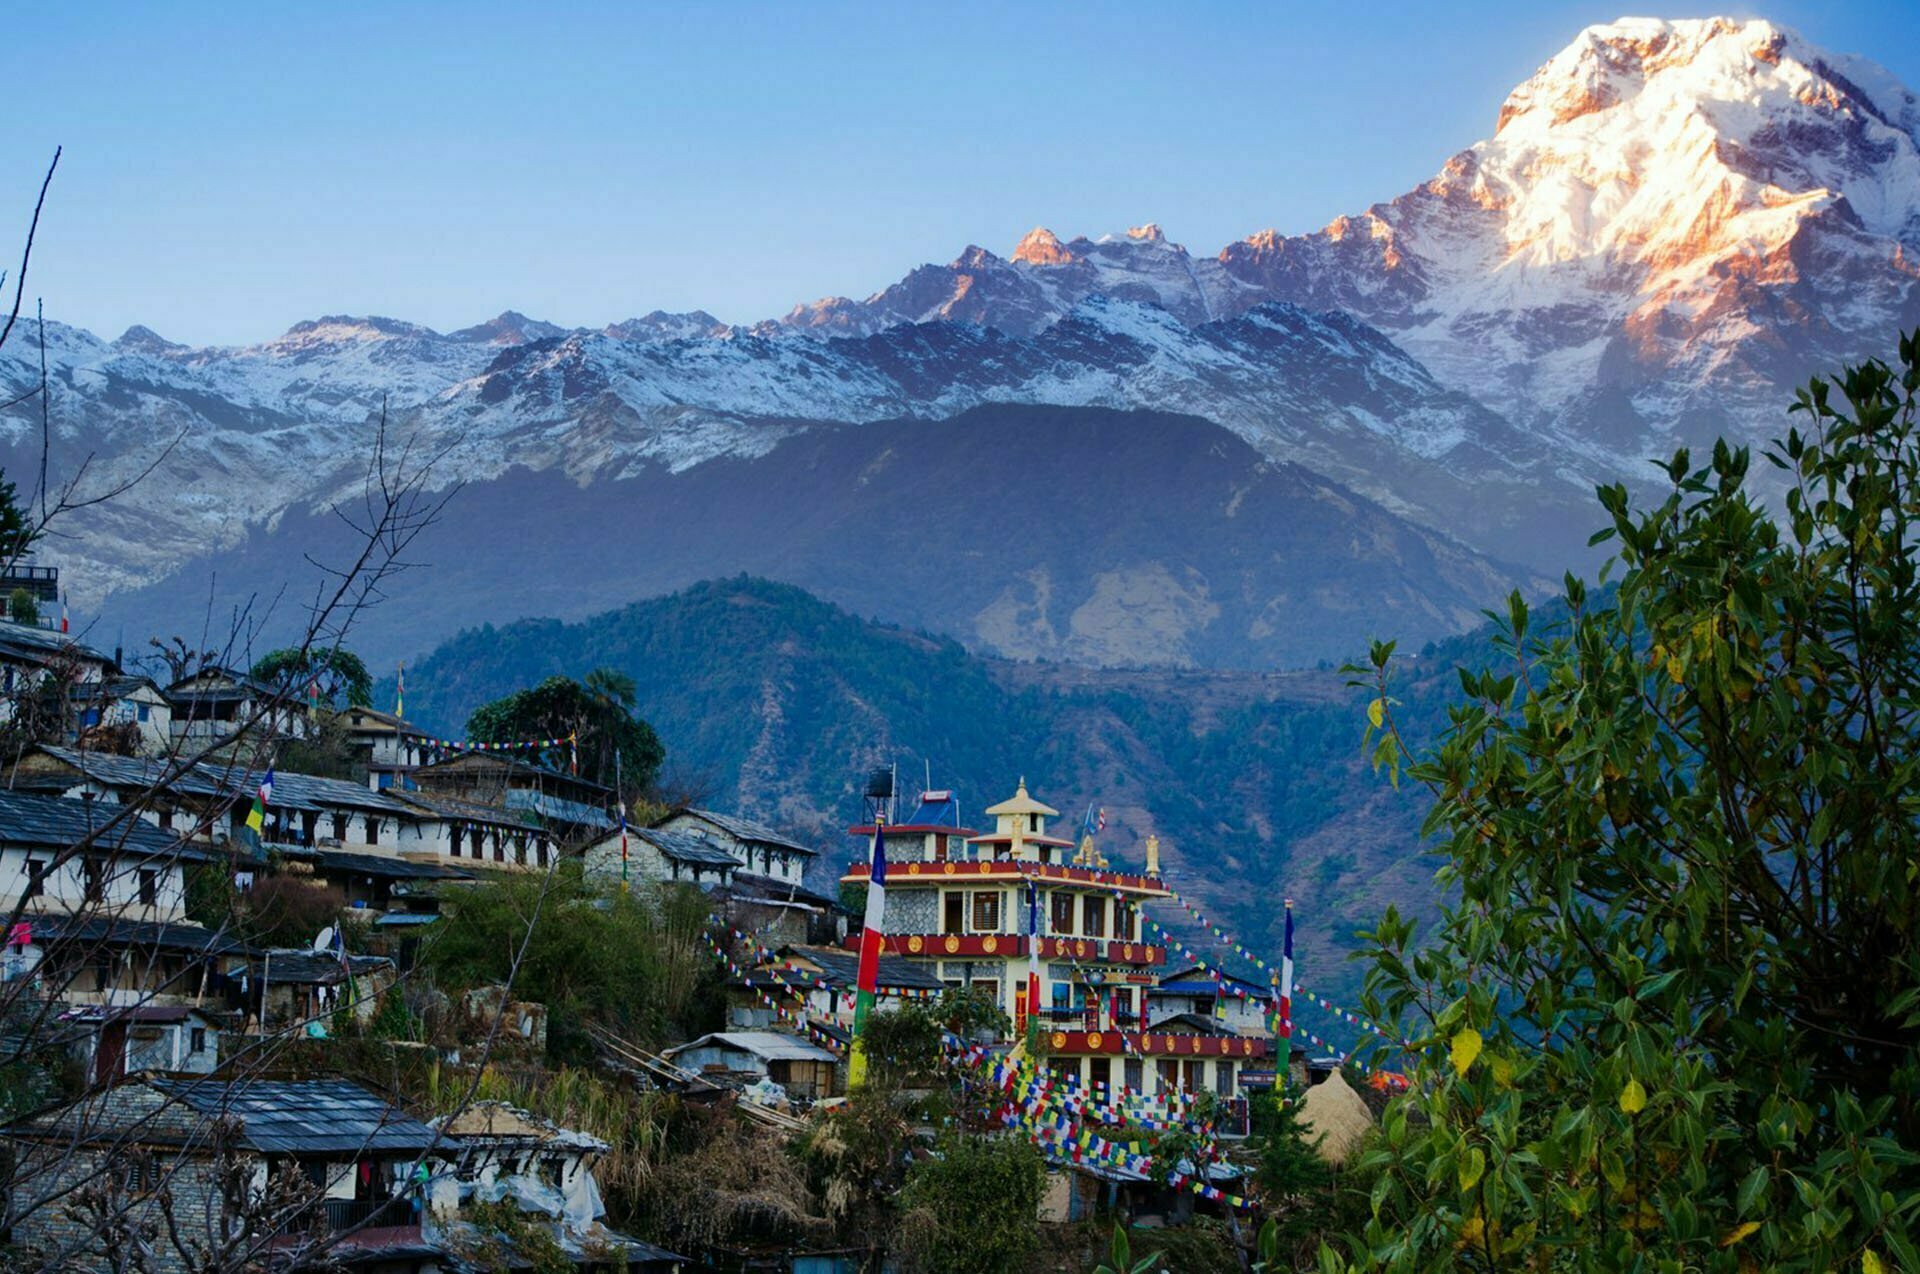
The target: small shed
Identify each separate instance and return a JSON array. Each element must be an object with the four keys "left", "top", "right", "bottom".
[{"left": 664, "top": 1030, "right": 840, "bottom": 1101}]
